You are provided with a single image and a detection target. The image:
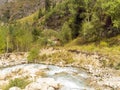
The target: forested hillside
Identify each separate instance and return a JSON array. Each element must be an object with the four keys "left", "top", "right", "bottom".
[
  {"left": 0, "top": 0, "right": 120, "bottom": 89},
  {"left": 0, "top": 0, "right": 120, "bottom": 68}
]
